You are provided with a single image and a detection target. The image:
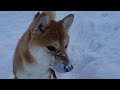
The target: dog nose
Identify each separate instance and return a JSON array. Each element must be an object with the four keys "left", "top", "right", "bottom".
[{"left": 64, "top": 64, "right": 73, "bottom": 72}]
